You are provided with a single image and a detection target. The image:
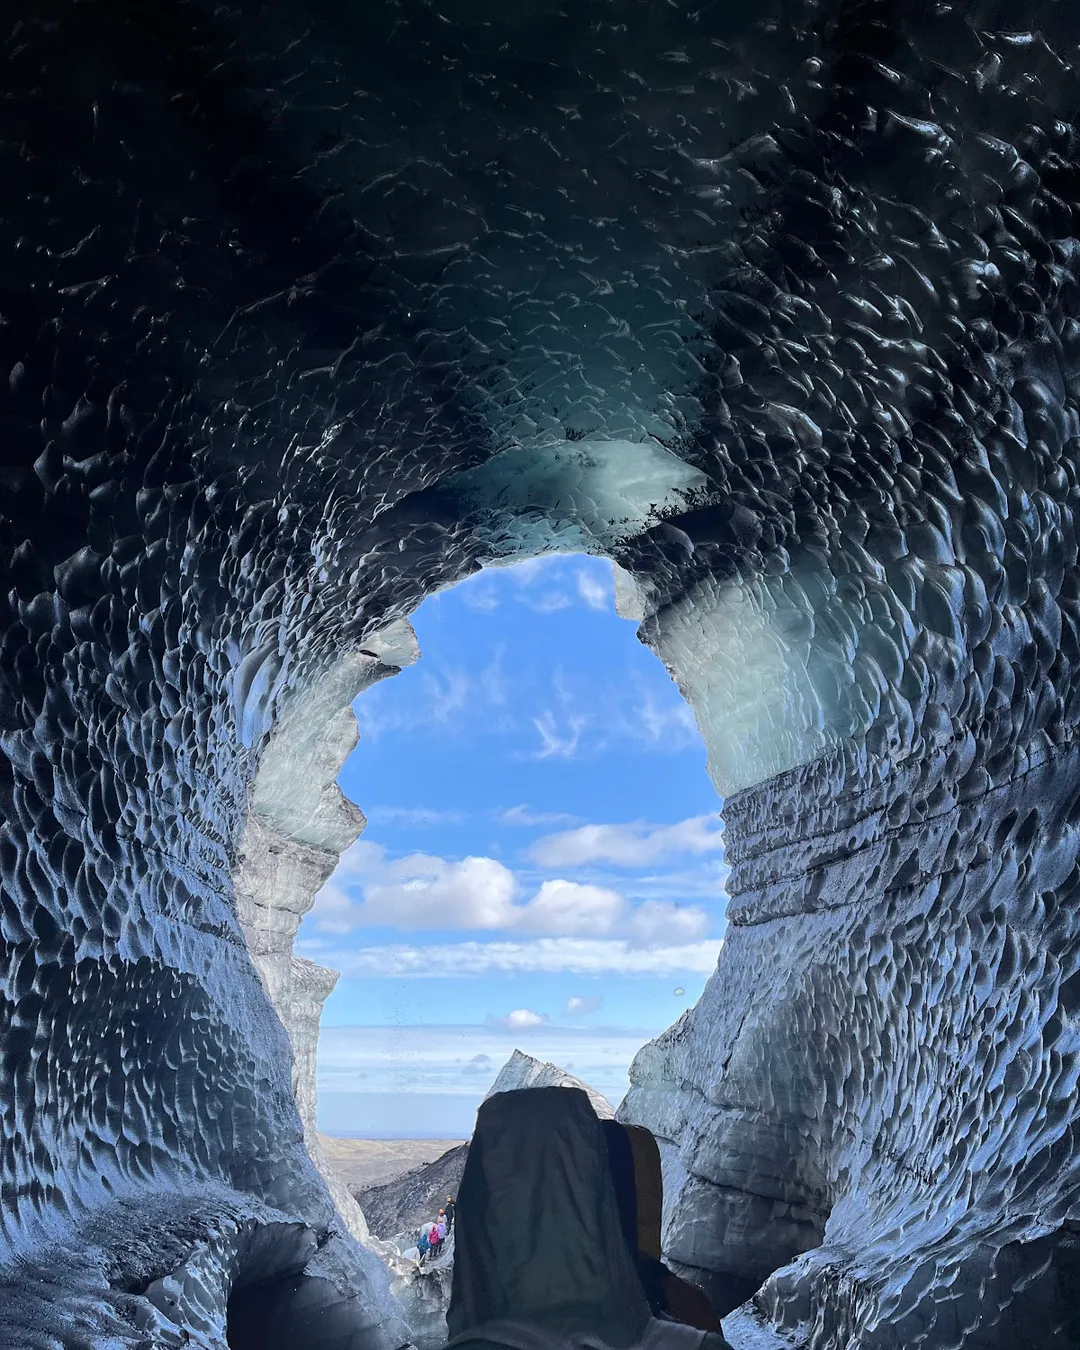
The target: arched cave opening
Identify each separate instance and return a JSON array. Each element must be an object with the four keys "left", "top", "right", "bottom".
[
  {"left": 4, "top": 4, "right": 1080, "bottom": 1349},
  {"left": 237, "top": 549, "right": 834, "bottom": 1339}
]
